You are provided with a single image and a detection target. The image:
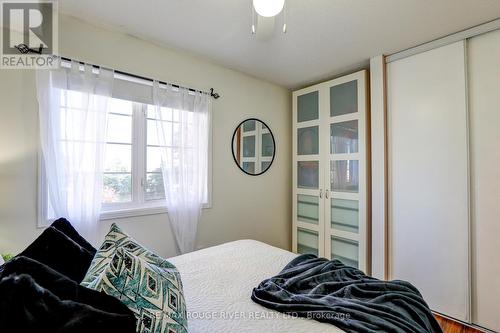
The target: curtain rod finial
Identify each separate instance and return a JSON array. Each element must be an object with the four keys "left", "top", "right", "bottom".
[{"left": 210, "top": 88, "right": 220, "bottom": 99}]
